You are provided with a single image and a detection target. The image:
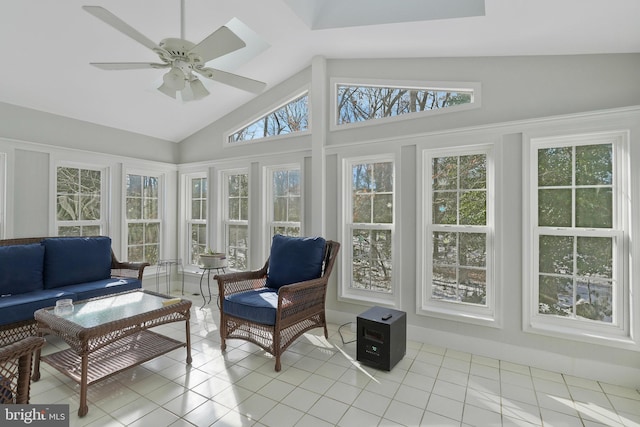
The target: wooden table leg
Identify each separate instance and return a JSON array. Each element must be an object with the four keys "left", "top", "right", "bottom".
[
  {"left": 185, "top": 316, "right": 192, "bottom": 364},
  {"left": 78, "top": 353, "right": 89, "bottom": 417}
]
